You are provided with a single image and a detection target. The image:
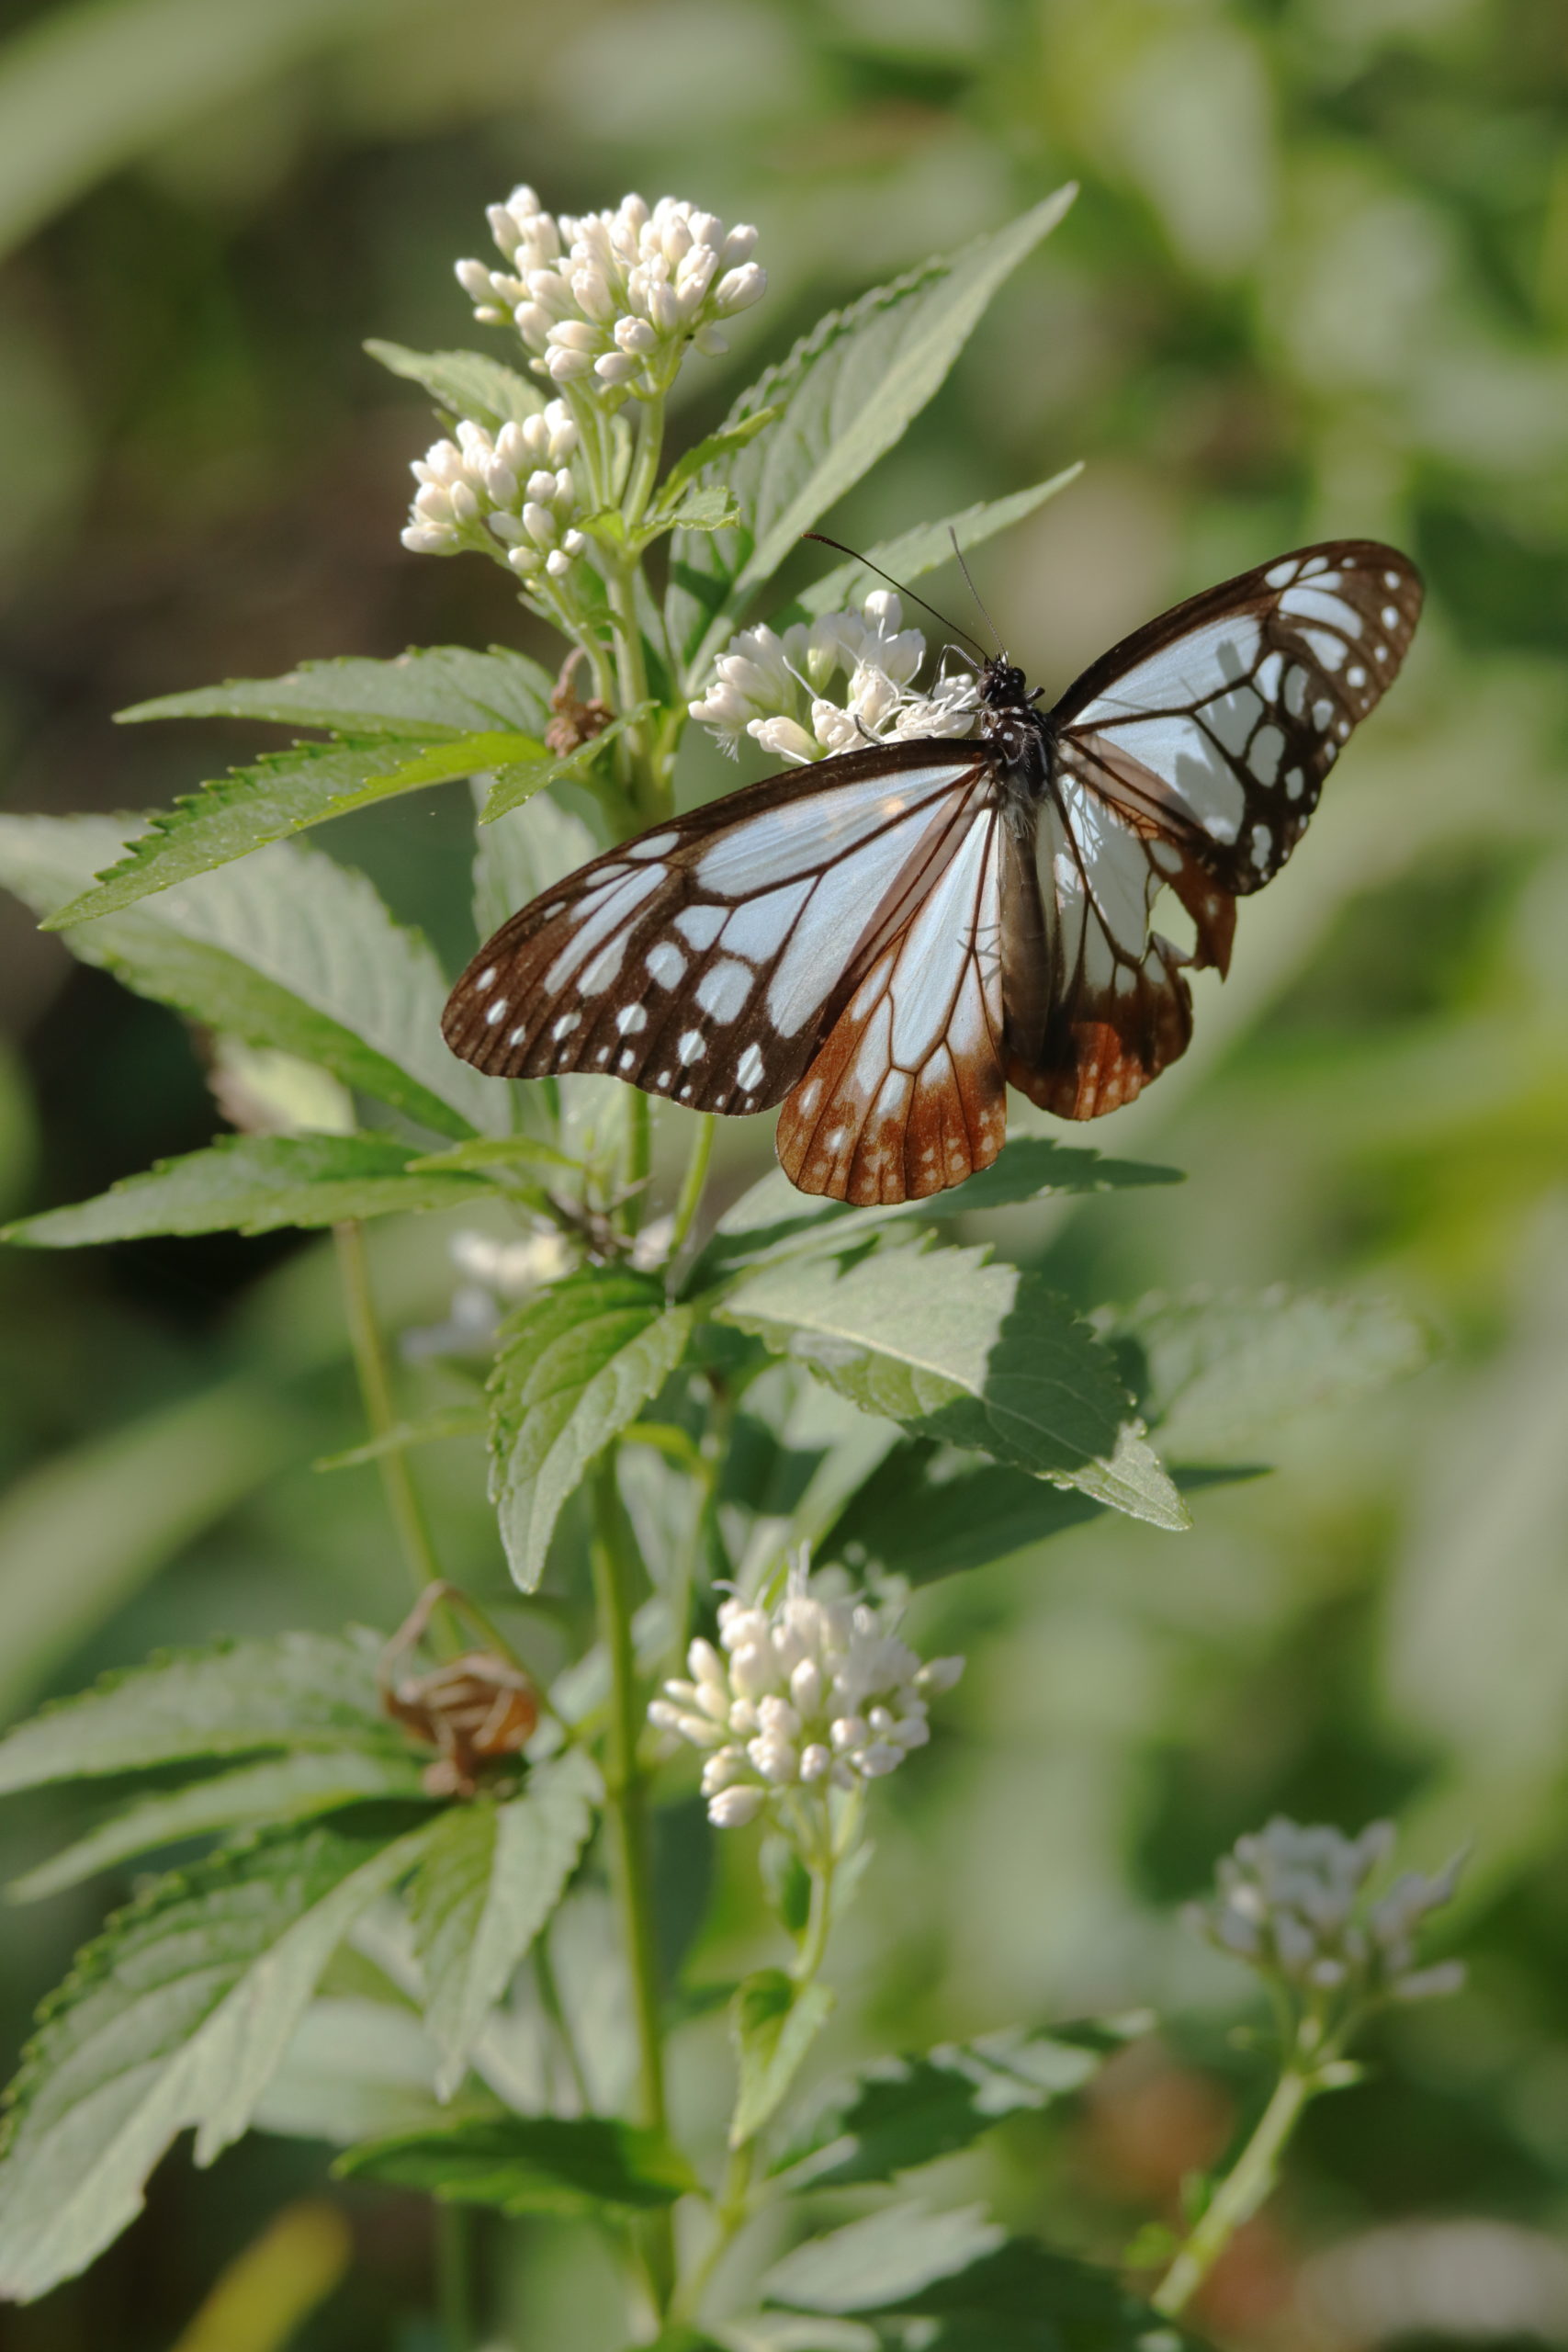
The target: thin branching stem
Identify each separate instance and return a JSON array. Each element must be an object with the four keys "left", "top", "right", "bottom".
[
  {"left": 334, "top": 1221, "right": 444, "bottom": 1605},
  {"left": 589, "top": 1453, "right": 675, "bottom": 2316},
  {"left": 669, "top": 1112, "right": 716, "bottom": 1257},
  {"left": 1151, "top": 2062, "right": 1315, "bottom": 2316}
]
